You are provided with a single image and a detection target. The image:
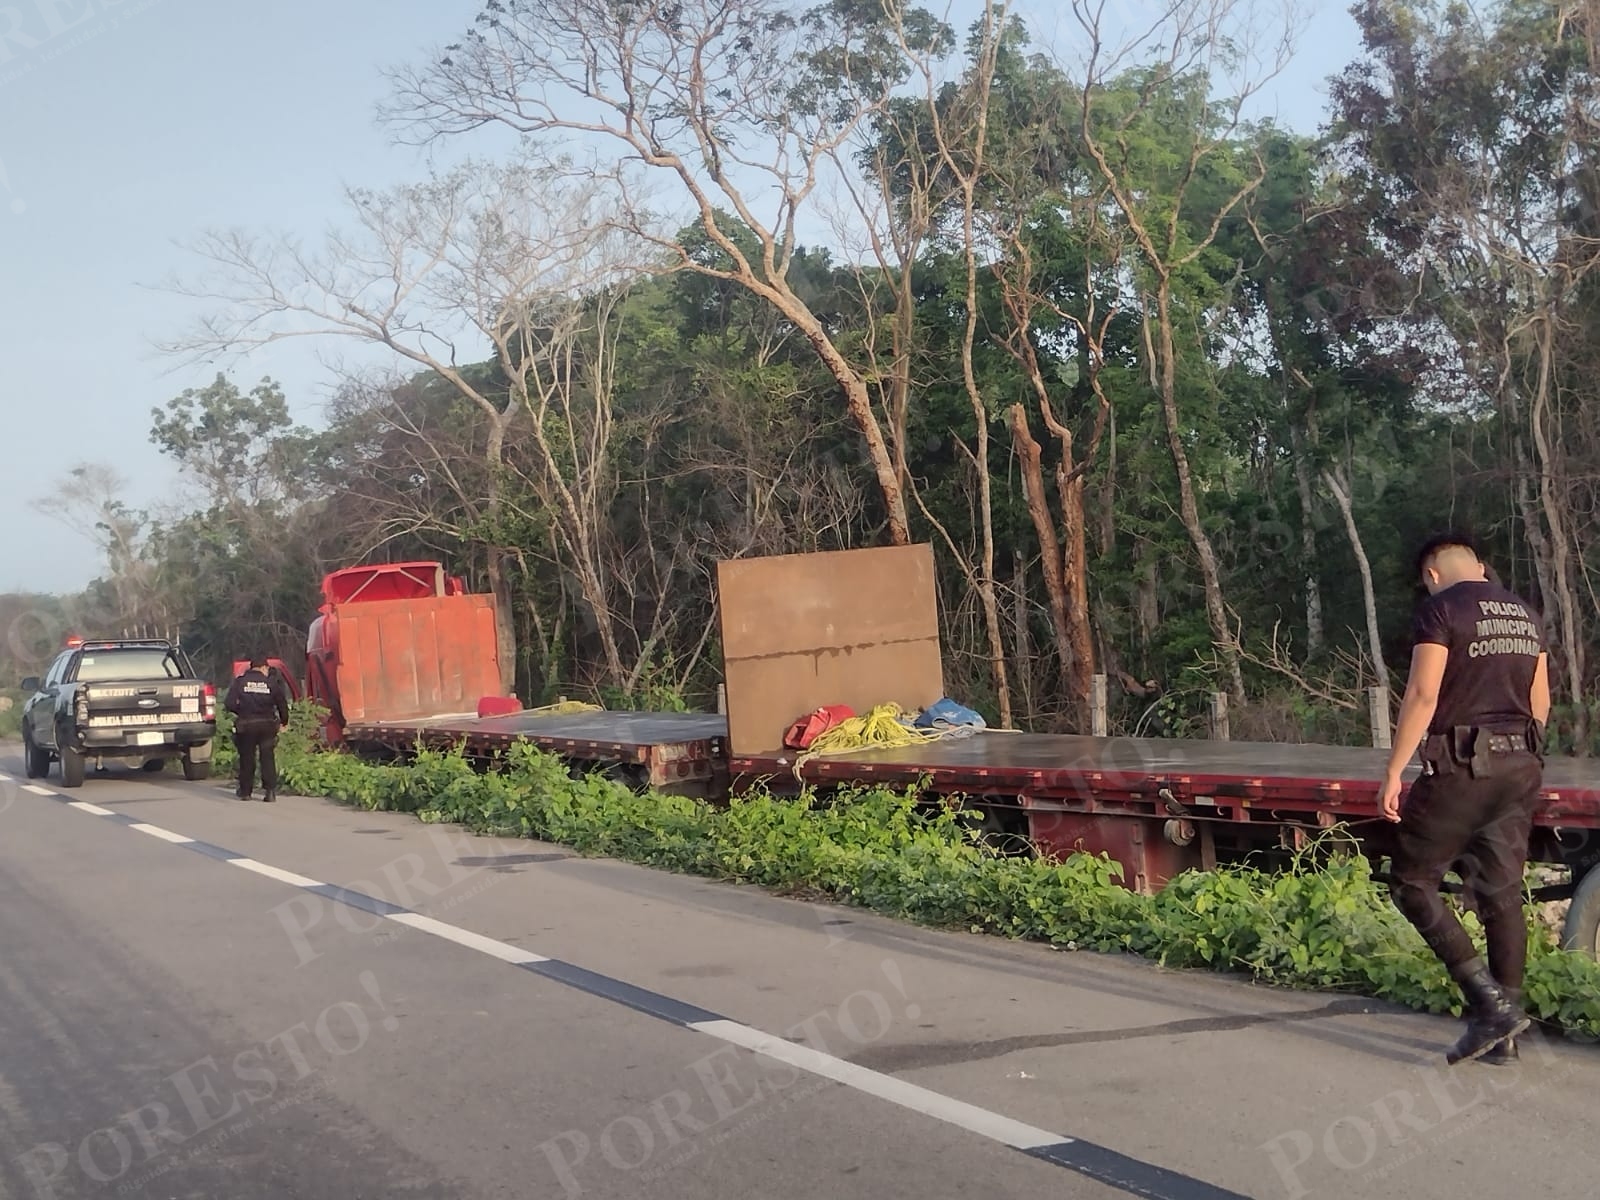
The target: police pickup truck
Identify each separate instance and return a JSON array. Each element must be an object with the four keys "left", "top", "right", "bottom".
[{"left": 19, "top": 638, "right": 216, "bottom": 787}]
